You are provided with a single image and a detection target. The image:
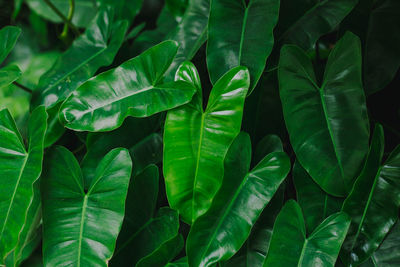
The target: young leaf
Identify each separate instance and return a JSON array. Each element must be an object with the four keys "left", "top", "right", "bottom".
[
  {"left": 163, "top": 62, "right": 250, "bottom": 224},
  {"left": 340, "top": 125, "right": 400, "bottom": 266},
  {"left": 293, "top": 160, "right": 343, "bottom": 233},
  {"left": 31, "top": 7, "right": 128, "bottom": 109},
  {"left": 207, "top": 0, "right": 279, "bottom": 92},
  {"left": 0, "top": 26, "right": 21, "bottom": 64},
  {"left": 0, "top": 106, "right": 47, "bottom": 263},
  {"left": 187, "top": 132, "right": 291, "bottom": 267},
  {"left": 111, "top": 165, "right": 182, "bottom": 267},
  {"left": 279, "top": 32, "right": 369, "bottom": 196},
  {"left": 165, "top": 0, "right": 210, "bottom": 79},
  {"left": 263, "top": 200, "right": 351, "bottom": 267},
  {"left": 60, "top": 41, "right": 197, "bottom": 132},
  {"left": 41, "top": 147, "right": 132, "bottom": 266}
]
